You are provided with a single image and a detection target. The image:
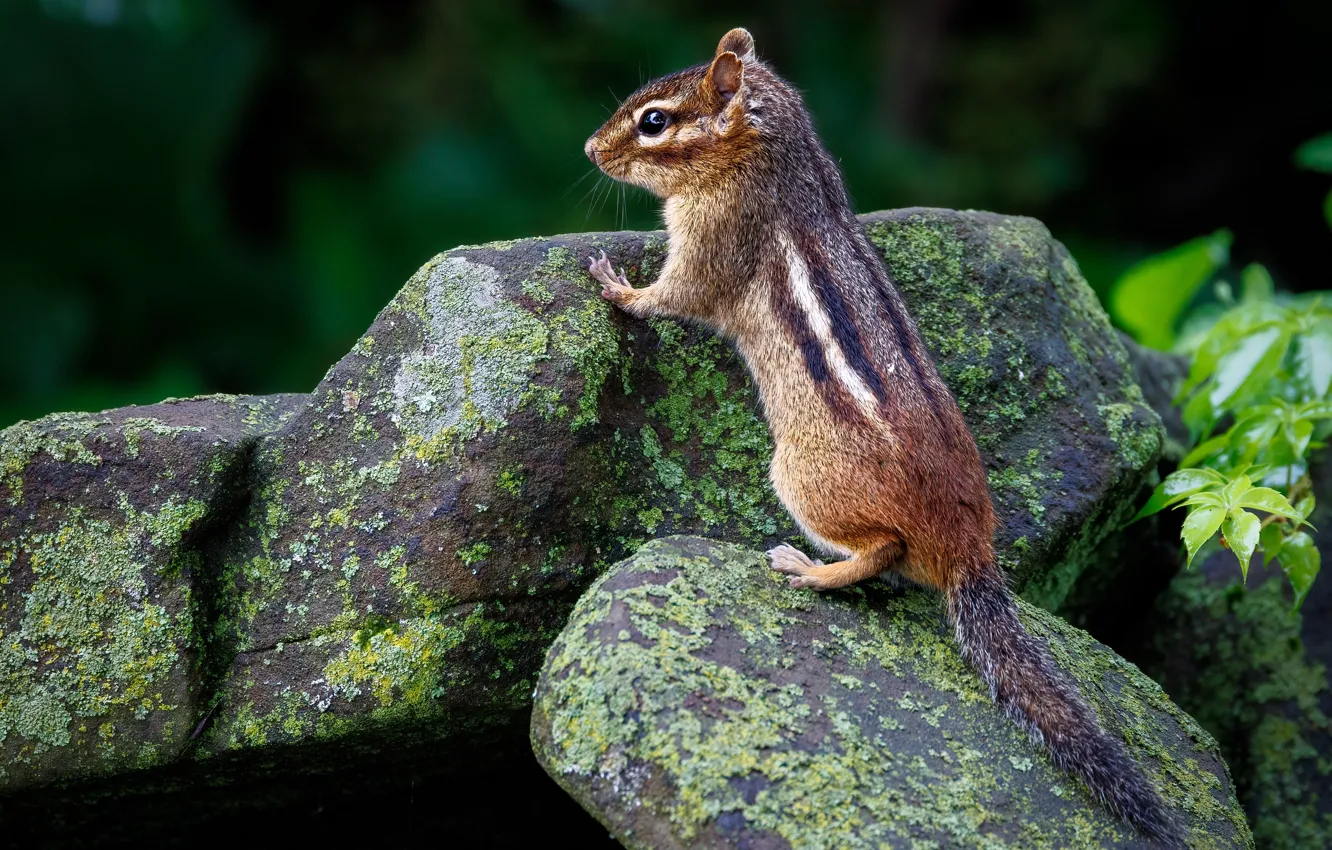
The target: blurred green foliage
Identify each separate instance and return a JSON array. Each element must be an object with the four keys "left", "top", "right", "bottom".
[
  {"left": 1111, "top": 229, "right": 1231, "bottom": 351},
  {"left": 1133, "top": 138, "right": 1332, "bottom": 608},
  {"left": 2, "top": 0, "right": 1330, "bottom": 428}
]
